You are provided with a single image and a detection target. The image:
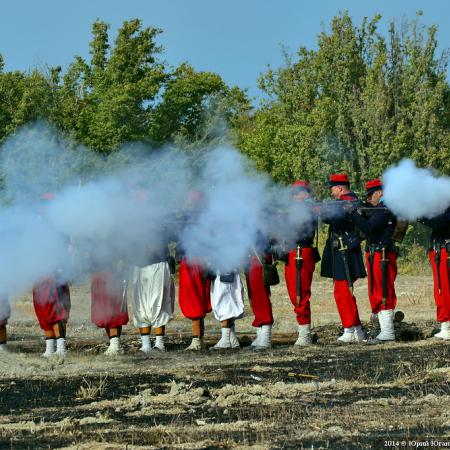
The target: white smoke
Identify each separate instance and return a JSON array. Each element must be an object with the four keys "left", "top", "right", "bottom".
[
  {"left": 0, "top": 122, "right": 317, "bottom": 321},
  {"left": 383, "top": 158, "right": 450, "bottom": 221},
  {"left": 263, "top": 186, "right": 316, "bottom": 249},
  {"left": 179, "top": 148, "right": 317, "bottom": 272},
  {"left": 0, "top": 121, "right": 101, "bottom": 204},
  {"left": 180, "top": 147, "right": 269, "bottom": 272},
  {"left": 0, "top": 123, "right": 192, "bottom": 305},
  {"left": 0, "top": 205, "right": 69, "bottom": 296}
]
